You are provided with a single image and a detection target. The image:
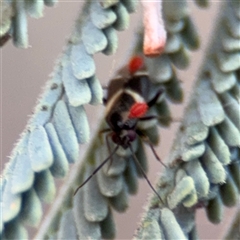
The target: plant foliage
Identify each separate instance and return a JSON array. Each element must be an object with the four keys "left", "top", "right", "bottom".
[{"left": 1, "top": 0, "right": 239, "bottom": 239}]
